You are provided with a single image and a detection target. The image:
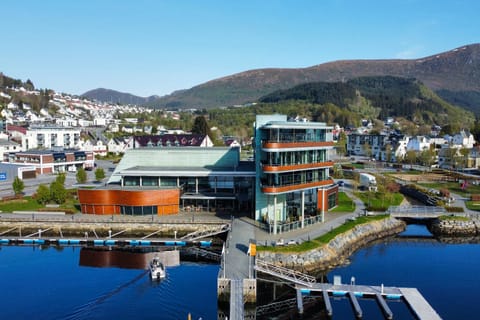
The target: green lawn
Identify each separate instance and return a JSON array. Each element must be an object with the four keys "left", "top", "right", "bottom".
[
  {"left": 258, "top": 215, "right": 389, "bottom": 253},
  {"left": 420, "top": 181, "right": 480, "bottom": 198},
  {"left": 0, "top": 197, "right": 43, "bottom": 212},
  {"left": 329, "top": 192, "right": 355, "bottom": 212},
  {"left": 0, "top": 189, "right": 80, "bottom": 214},
  {"left": 355, "top": 191, "right": 403, "bottom": 211},
  {"left": 466, "top": 201, "right": 480, "bottom": 211}
]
